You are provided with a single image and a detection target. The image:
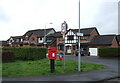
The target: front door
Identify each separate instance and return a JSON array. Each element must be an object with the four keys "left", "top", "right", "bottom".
[{"left": 66, "top": 45, "right": 72, "bottom": 55}]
